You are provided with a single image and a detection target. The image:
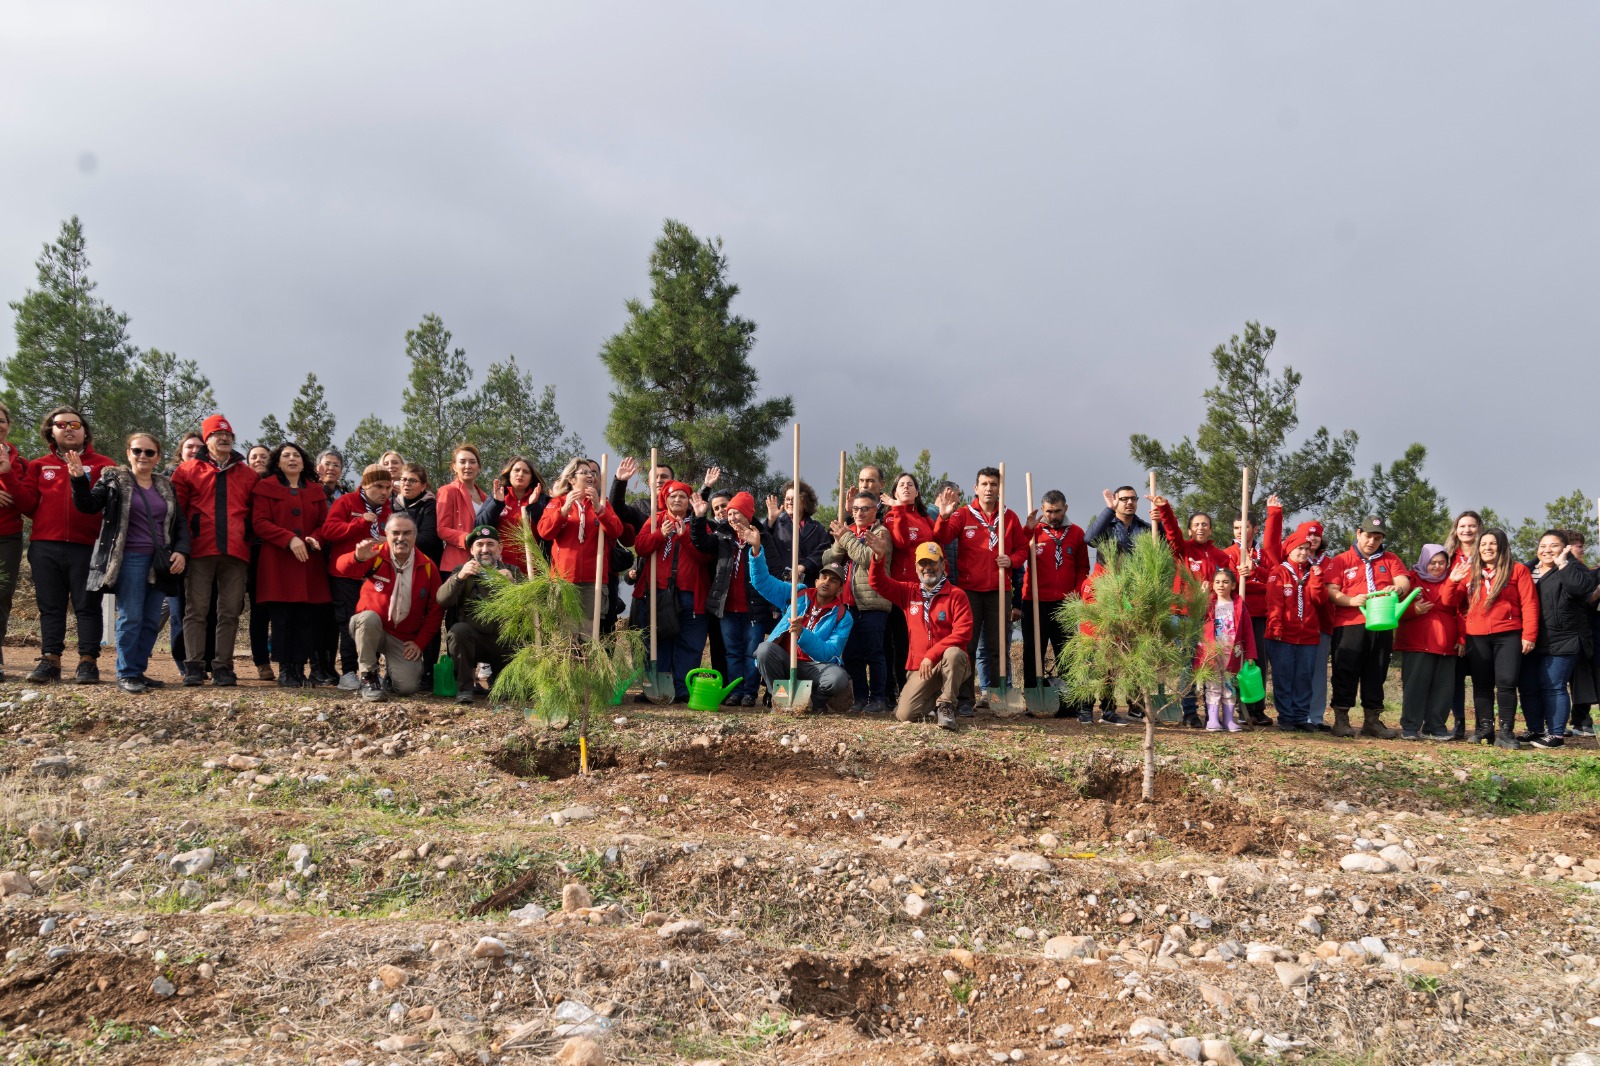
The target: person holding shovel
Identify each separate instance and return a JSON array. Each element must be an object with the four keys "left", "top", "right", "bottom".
[
  {"left": 739, "top": 524, "right": 855, "bottom": 713},
  {"left": 691, "top": 490, "right": 766, "bottom": 708},
  {"left": 537, "top": 458, "right": 625, "bottom": 638},
  {"left": 634, "top": 481, "right": 712, "bottom": 702},
  {"left": 826, "top": 490, "right": 893, "bottom": 713},
  {"left": 1018, "top": 490, "right": 1088, "bottom": 719},
  {"left": 1150, "top": 494, "right": 1233, "bottom": 728}
]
